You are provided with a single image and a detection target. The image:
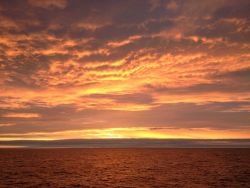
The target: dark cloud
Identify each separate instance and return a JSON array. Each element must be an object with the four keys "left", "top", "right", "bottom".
[
  {"left": 86, "top": 93, "right": 154, "bottom": 104},
  {"left": 213, "top": 1, "right": 250, "bottom": 19},
  {"left": 1, "top": 139, "right": 250, "bottom": 148},
  {"left": 215, "top": 67, "right": 250, "bottom": 83},
  {"left": 0, "top": 101, "right": 249, "bottom": 134},
  {"left": 146, "top": 82, "right": 250, "bottom": 95},
  {"left": 146, "top": 66, "right": 250, "bottom": 95}
]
